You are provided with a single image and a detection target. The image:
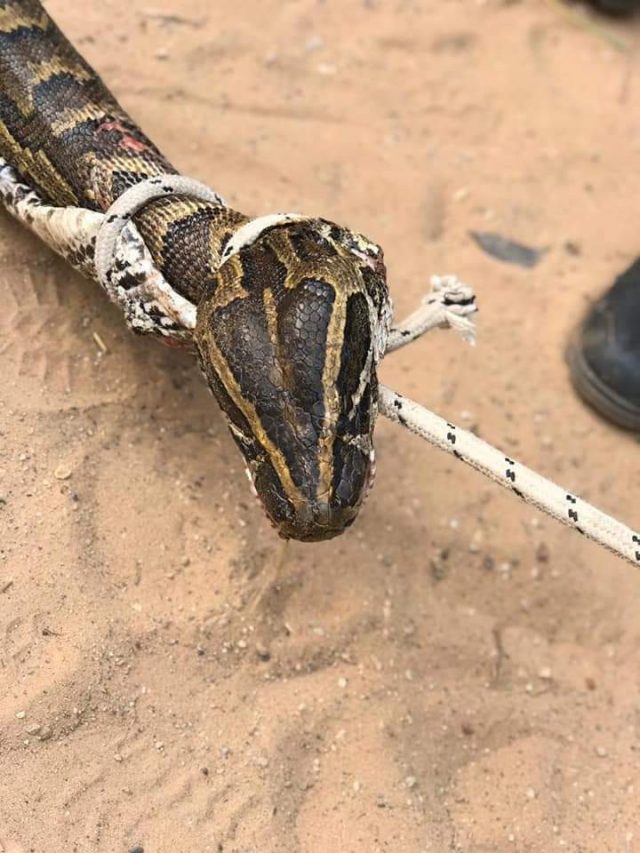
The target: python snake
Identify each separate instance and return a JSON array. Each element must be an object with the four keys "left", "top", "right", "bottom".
[{"left": 0, "top": 0, "right": 392, "bottom": 541}]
